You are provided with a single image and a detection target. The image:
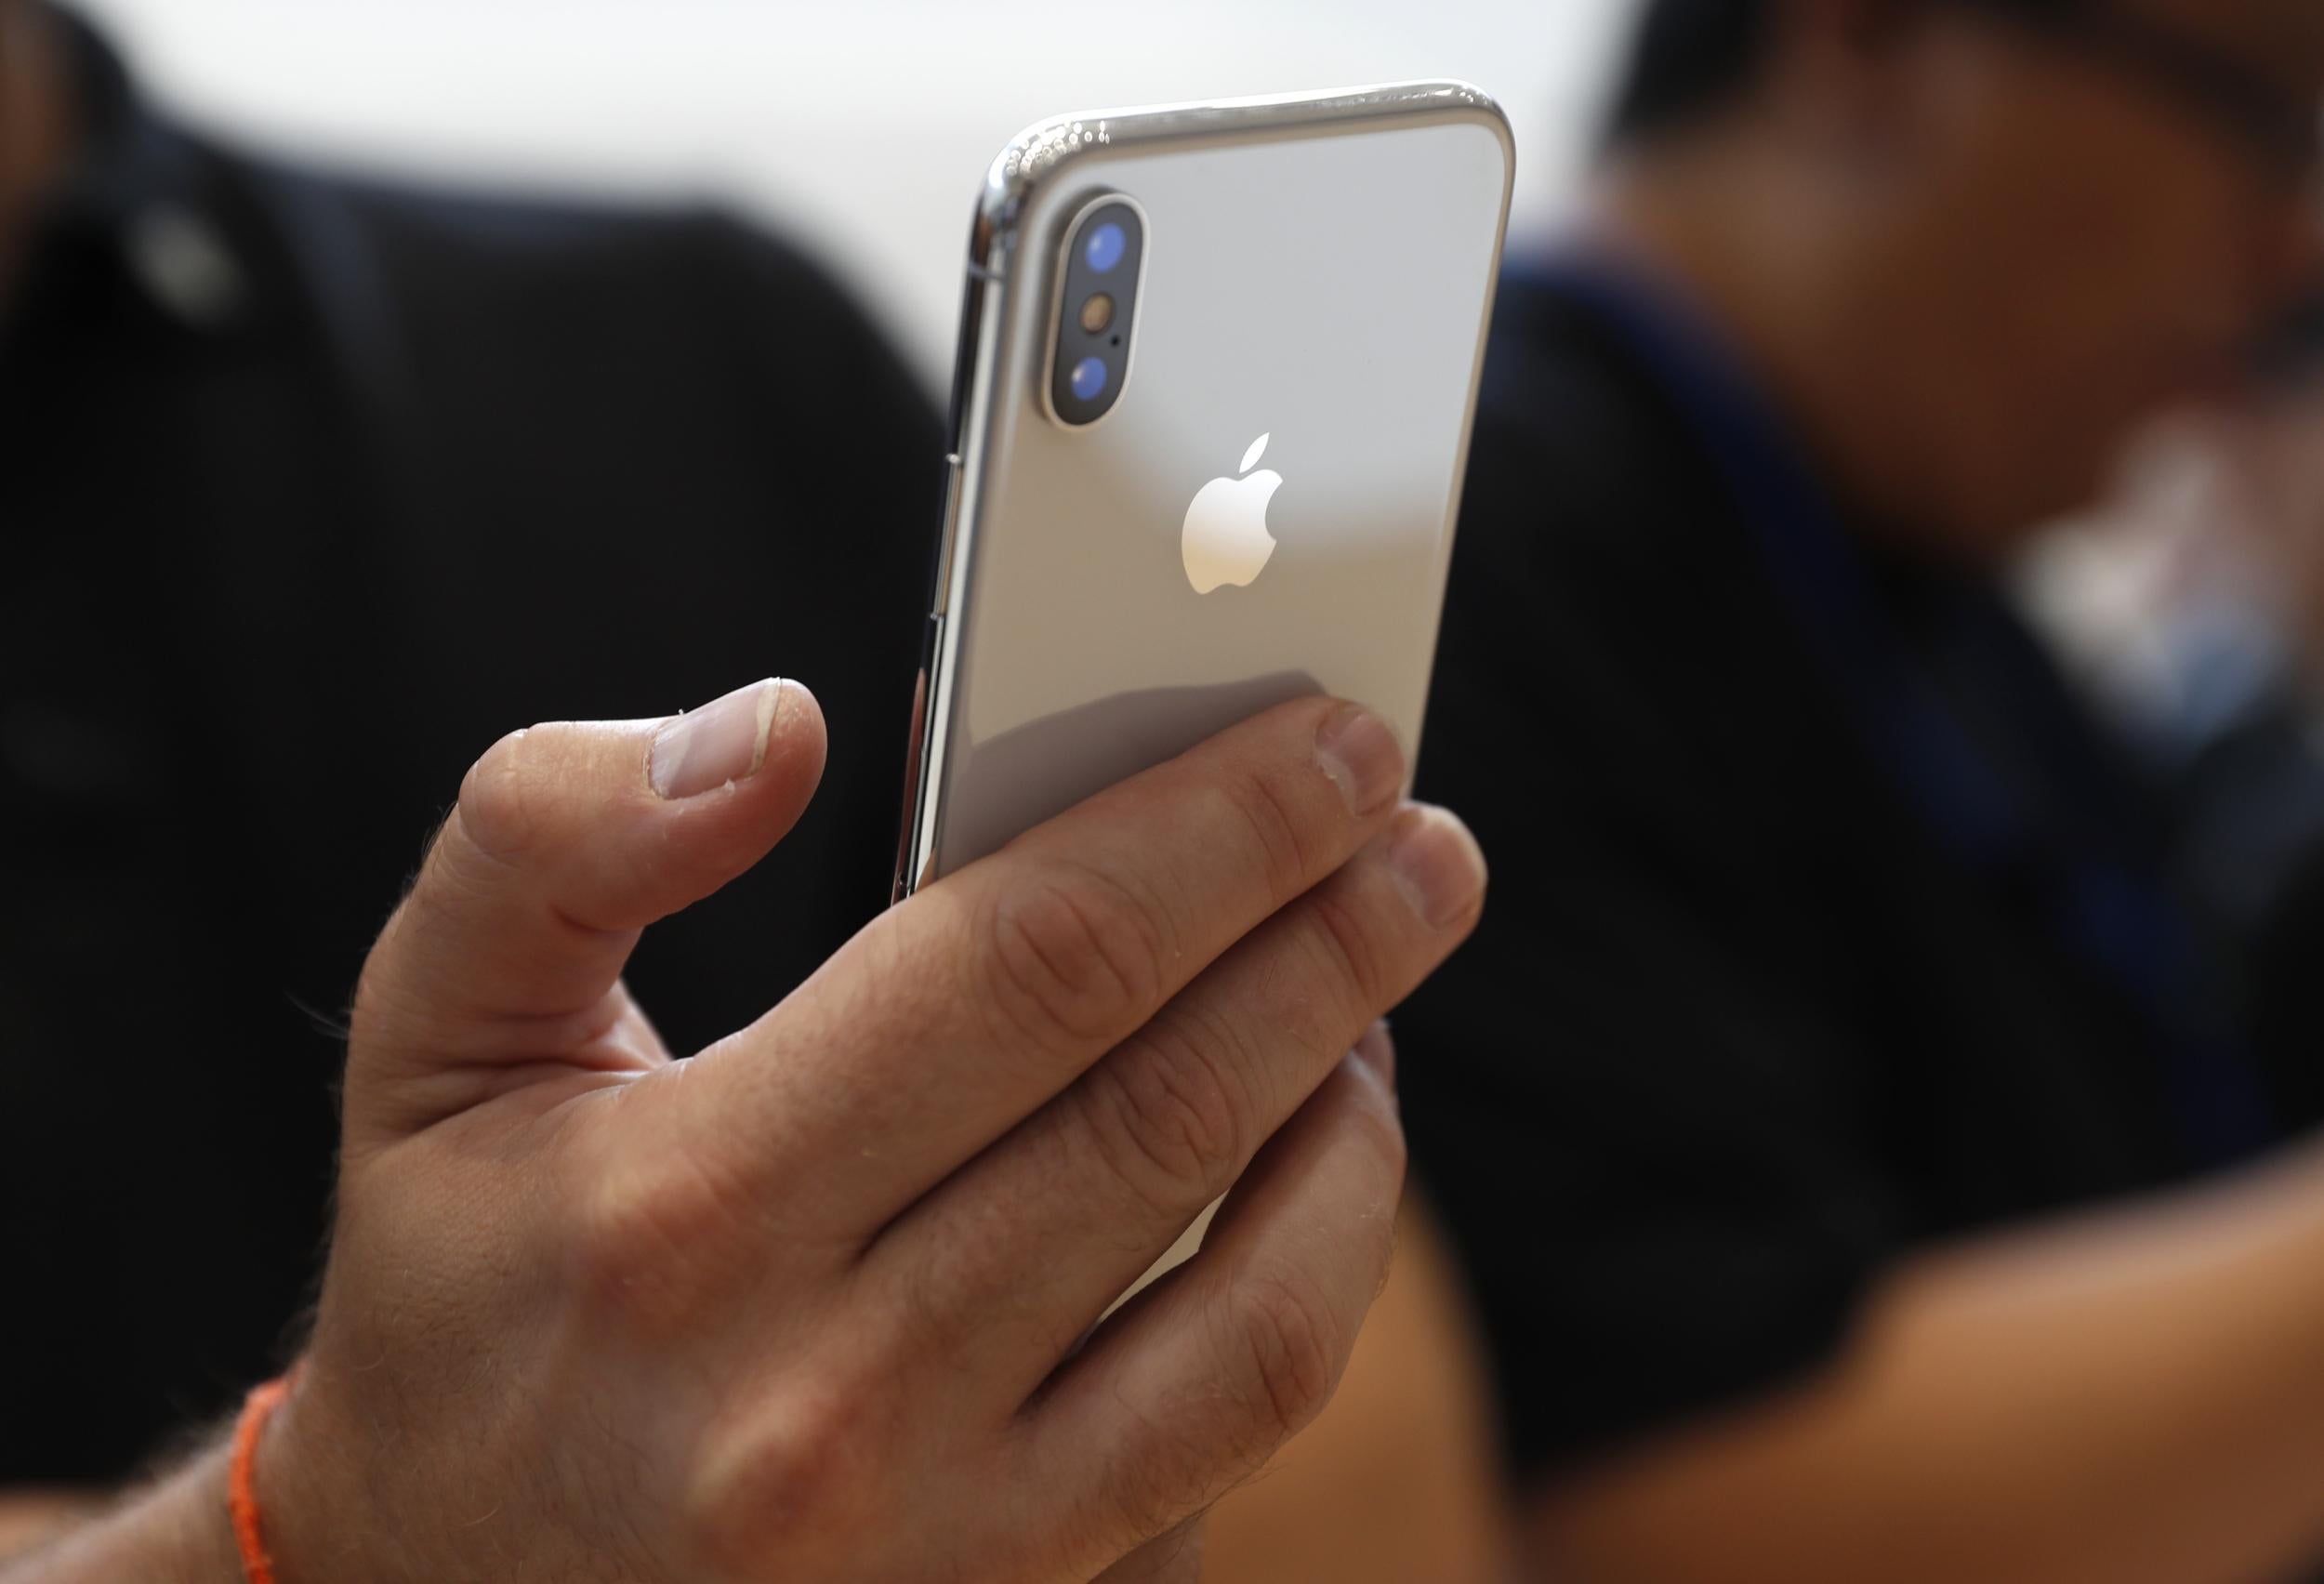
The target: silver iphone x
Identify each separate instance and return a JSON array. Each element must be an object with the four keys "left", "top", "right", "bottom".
[{"left": 897, "top": 82, "right": 1513, "bottom": 898}]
